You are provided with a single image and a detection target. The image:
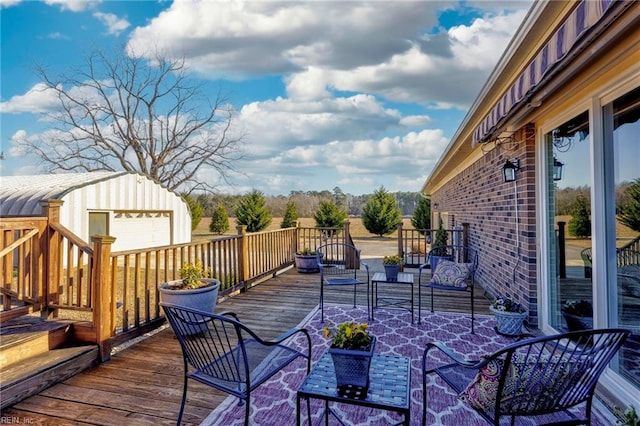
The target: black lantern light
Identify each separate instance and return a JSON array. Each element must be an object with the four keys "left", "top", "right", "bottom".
[
  {"left": 502, "top": 159, "right": 520, "bottom": 183},
  {"left": 553, "top": 157, "right": 564, "bottom": 181}
]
